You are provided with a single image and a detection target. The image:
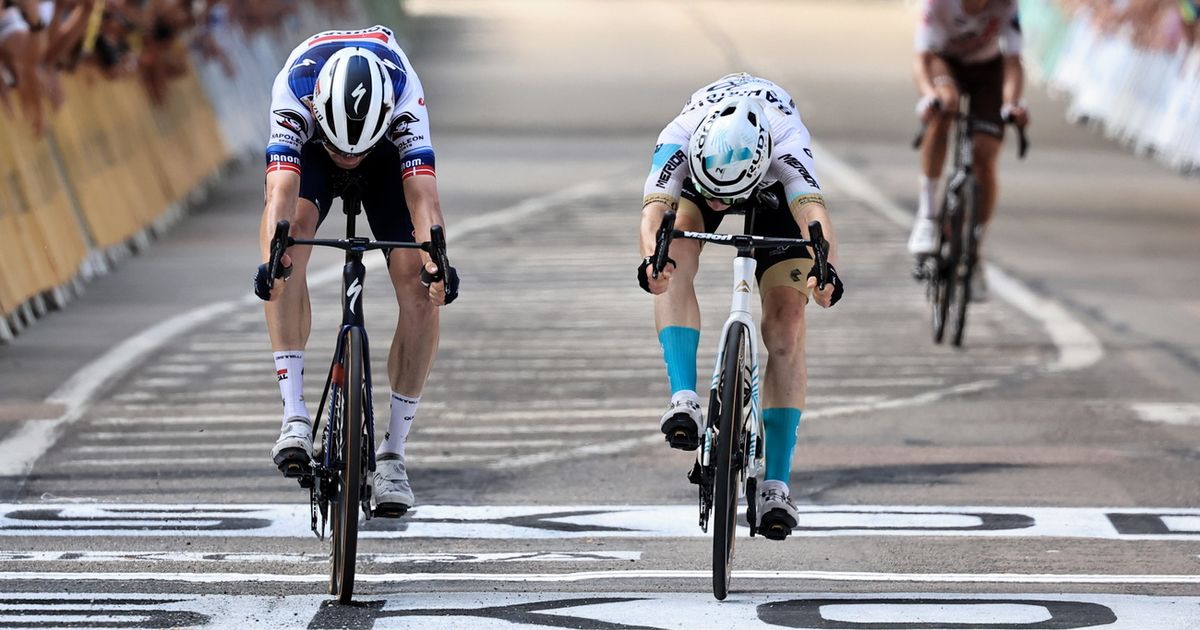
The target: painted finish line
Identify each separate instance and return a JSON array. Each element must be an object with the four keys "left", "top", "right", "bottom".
[
  {"left": 3, "top": 504, "right": 1200, "bottom": 540},
  {"left": 1, "top": 592, "right": 1195, "bottom": 630}
]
